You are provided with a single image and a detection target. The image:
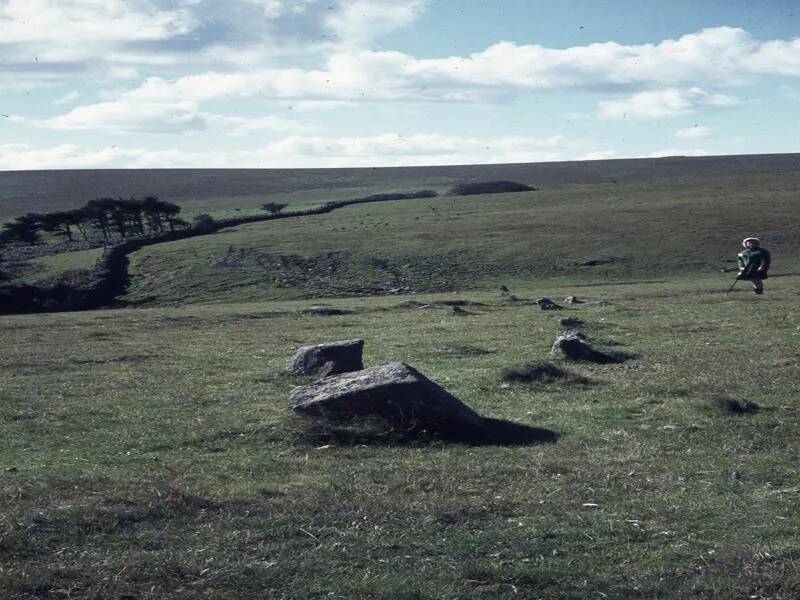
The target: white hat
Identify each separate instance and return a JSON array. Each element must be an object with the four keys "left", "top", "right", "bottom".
[{"left": 742, "top": 237, "right": 760, "bottom": 247}]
